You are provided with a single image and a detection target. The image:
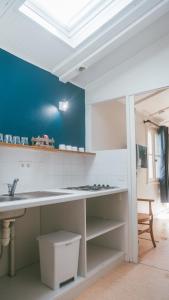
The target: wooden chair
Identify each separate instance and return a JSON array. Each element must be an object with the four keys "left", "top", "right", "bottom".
[{"left": 137, "top": 198, "right": 156, "bottom": 248}]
